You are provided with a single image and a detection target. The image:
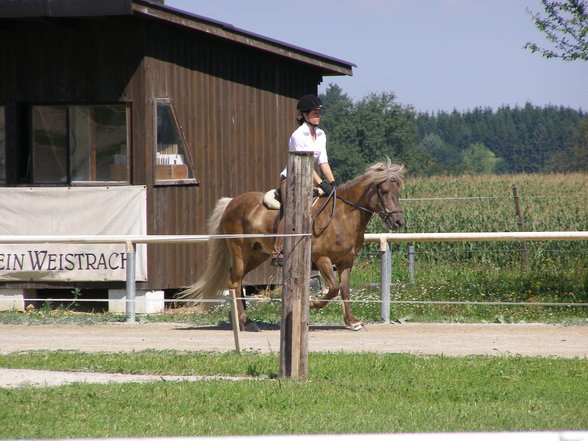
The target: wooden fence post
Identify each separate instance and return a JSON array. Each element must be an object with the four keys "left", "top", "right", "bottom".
[
  {"left": 511, "top": 185, "right": 530, "bottom": 269},
  {"left": 279, "top": 152, "right": 313, "bottom": 378},
  {"left": 228, "top": 289, "right": 241, "bottom": 353}
]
